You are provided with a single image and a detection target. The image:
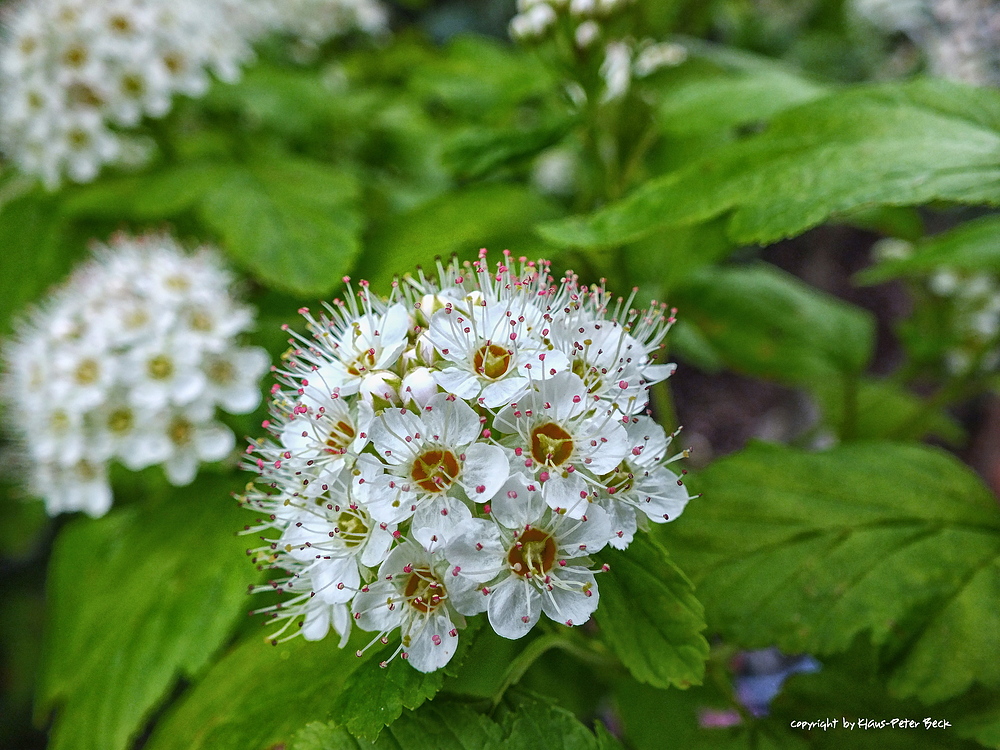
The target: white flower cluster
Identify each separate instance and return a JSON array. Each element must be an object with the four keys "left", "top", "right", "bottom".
[
  {"left": 1, "top": 233, "right": 269, "bottom": 517},
  {"left": 928, "top": 268, "right": 1000, "bottom": 374},
  {"left": 222, "top": 0, "right": 388, "bottom": 46},
  {"left": 0, "top": 0, "right": 251, "bottom": 188},
  {"left": 509, "top": 0, "right": 632, "bottom": 47},
  {"left": 242, "top": 251, "right": 691, "bottom": 673}
]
